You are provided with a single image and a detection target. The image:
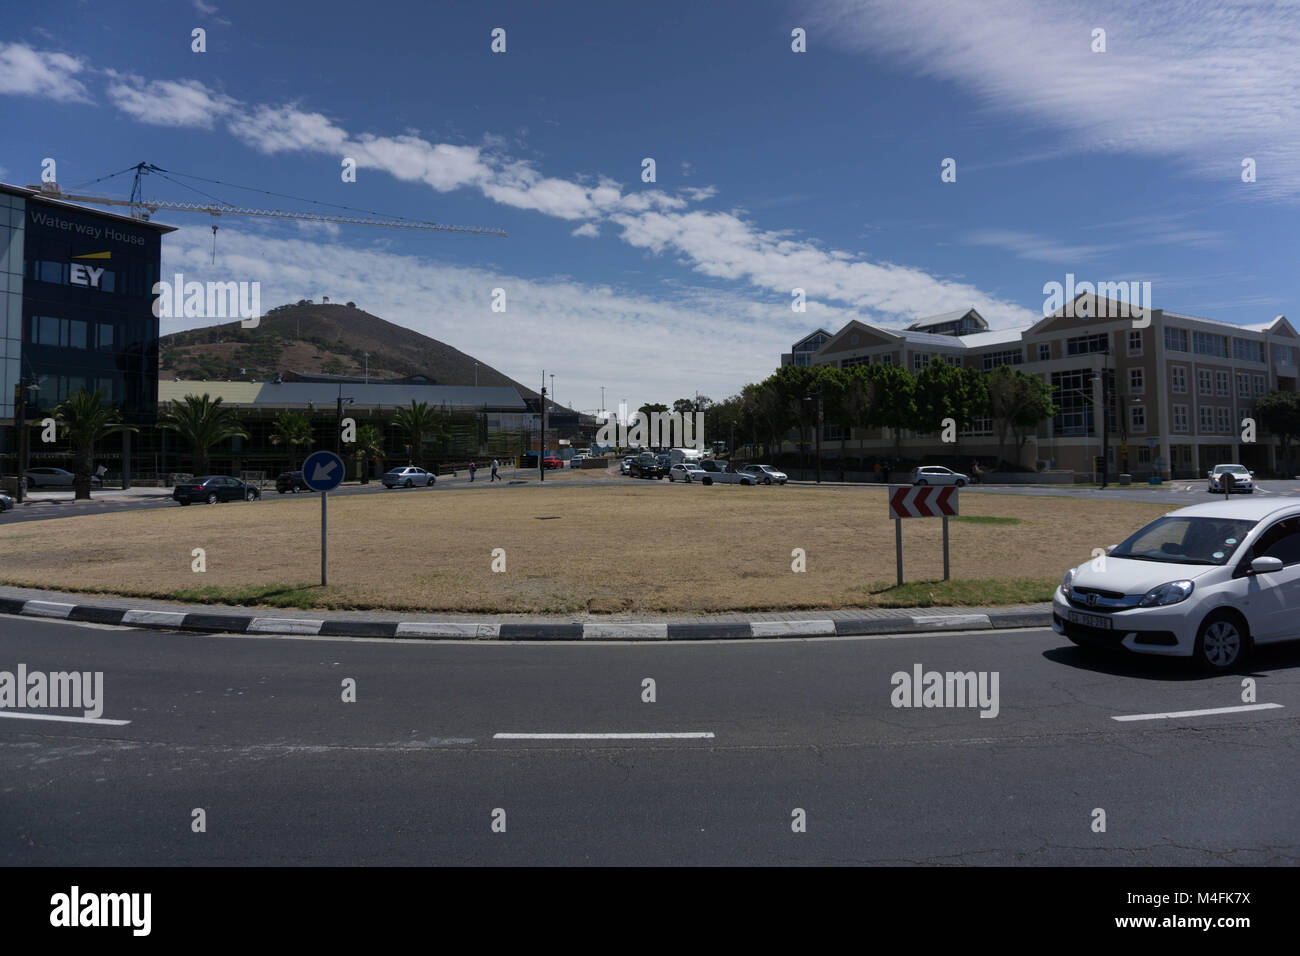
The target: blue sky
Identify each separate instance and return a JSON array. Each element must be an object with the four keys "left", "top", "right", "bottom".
[{"left": 3, "top": 0, "right": 1296, "bottom": 412}]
